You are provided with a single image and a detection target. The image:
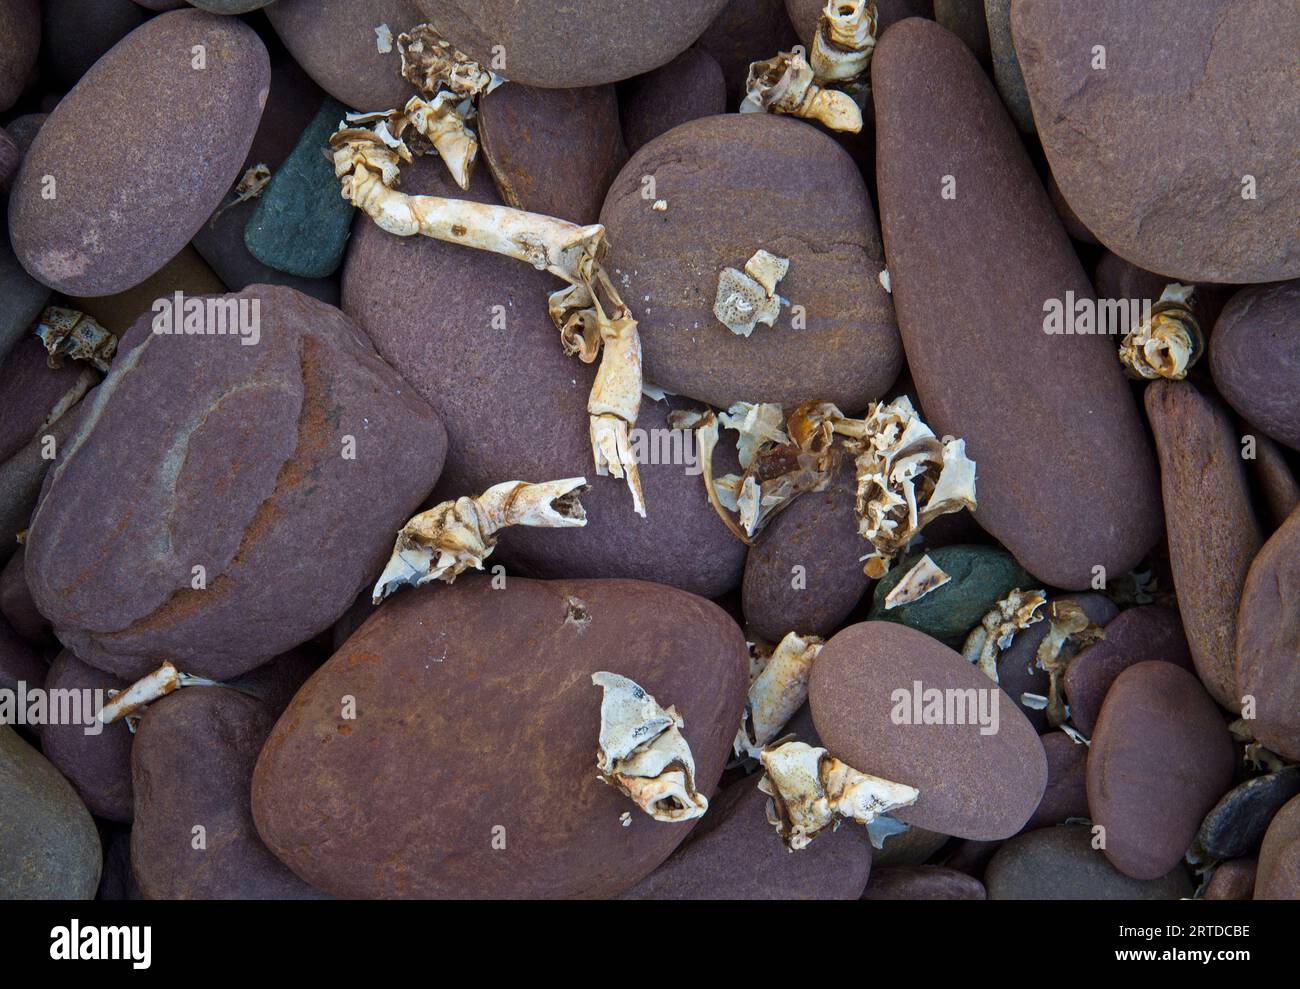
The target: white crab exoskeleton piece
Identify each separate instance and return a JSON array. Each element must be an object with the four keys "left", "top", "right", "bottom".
[
  {"left": 1034, "top": 599, "right": 1105, "bottom": 727},
  {"left": 403, "top": 92, "right": 480, "bottom": 191},
  {"left": 713, "top": 250, "right": 791, "bottom": 337},
  {"left": 211, "top": 163, "right": 272, "bottom": 223},
  {"left": 884, "top": 553, "right": 952, "bottom": 610},
  {"left": 735, "top": 632, "right": 825, "bottom": 759},
  {"left": 397, "top": 24, "right": 502, "bottom": 100},
  {"left": 1117, "top": 282, "right": 1203, "bottom": 381},
  {"left": 718, "top": 402, "right": 790, "bottom": 469},
  {"left": 586, "top": 300, "right": 646, "bottom": 517},
  {"left": 809, "top": 0, "right": 878, "bottom": 84},
  {"left": 758, "top": 739, "right": 918, "bottom": 851},
  {"left": 372, "top": 478, "right": 589, "bottom": 602},
  {"left": 33, "top": 308, "right": 117, "bottom": 374},
  {"left": 97, "top": 662, "right": 222, "bottom": 725},
  {"left": 847, "top": 397, "right": 977, "bottom": 578},
  {"left": 741, "top": 50, "right": 863, "bottom": 133},
  {"left": 960, "top": 587, "right": 1048, "bottom": 683},
  {"left": 592, "top": 672, "right": 708, "bottom": 823}
]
